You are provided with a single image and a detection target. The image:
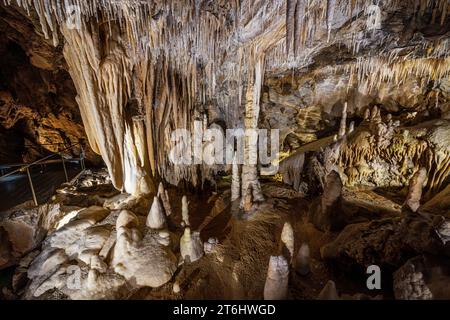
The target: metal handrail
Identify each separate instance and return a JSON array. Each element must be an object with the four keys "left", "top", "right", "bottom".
[
  {"left": 0, "top": 143, "right": 86, "bottom": 207},
  {"left": 0, "top": 143, "right": 82, "bottom": 180}
]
